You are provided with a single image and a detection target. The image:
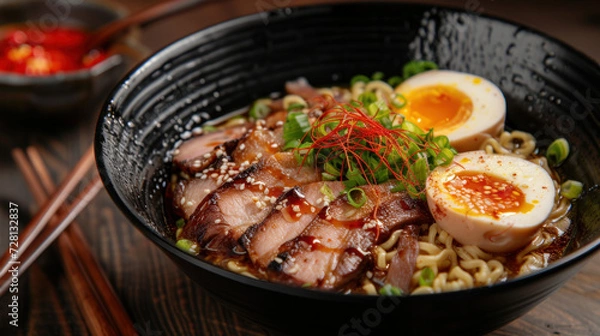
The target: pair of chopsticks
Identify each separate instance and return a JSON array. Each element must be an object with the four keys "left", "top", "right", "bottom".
[{"left": 0, "top": 145, "right": 136, "bottom": 335}]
